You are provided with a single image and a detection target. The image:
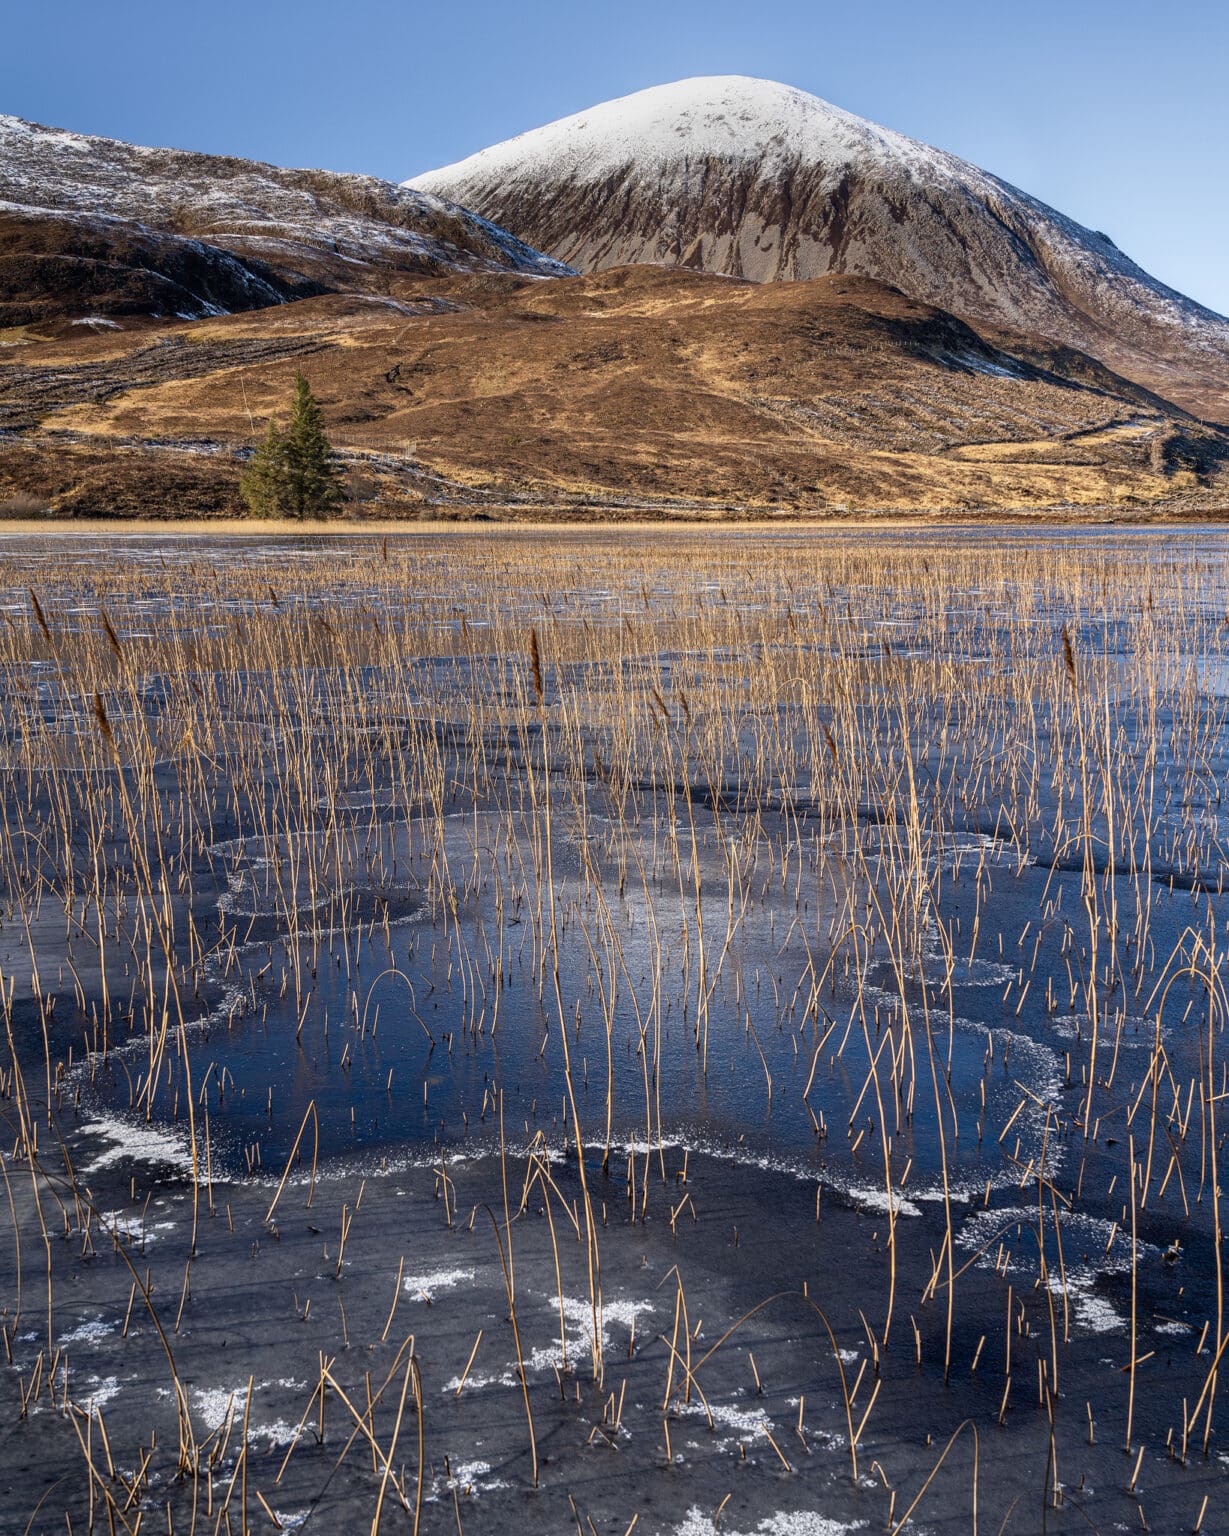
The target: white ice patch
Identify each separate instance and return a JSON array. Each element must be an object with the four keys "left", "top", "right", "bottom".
[
  {"left": 1065, "top": 1280, "right": 1125, "bottom": 1335},
  {"left": 836, "top": 1182, "right": 922, "bottom": 1219},
  {"left": 448, "top": 1458, "right": 491, "bottom": 1486},
  {"left": 403, "top": 1266, "right": 475, "bottom": 1301},
  {"left": 442, "top": 1458, "right": 509, "bottom": 1497},
  {"left": 673, "top": 1506, "right": 865, "bottom": 1536},
  {"left": 680, "top": 1397, "right": 771, "bottom": 1440},
  {"left": 957, "top": 1204, "right": 1157, "bottom": 1337},
  {"left": 193, "top": 1385, "right": 248, "bottom": 1430},
  {"left": 82, "top": 1376, "right": 122, "bottom": 1408},
  {"left": 95, "top": 1208, "right": 178, "bottom": 1247},
  {"left": 192, "top": 1381, "right": 306, "bottom": 1443},
  {"left": 59, "top": 1316, "right": 116, "bottom": 1347},
  {"left": 527, "top": 1293, "right": 655, "bottom": 1374},
  {"left": 1048, "top": 1013, "right": 1152, "bottom": 1051},
  {"left": 443, "top": 1367, "right": 517, "bottom": 1393},
  {"left": 255, "top": 1419, "right": 306, "bottom": 1448},
  {"left": 82, "top": 1115, "right": 196, "bottom": 1177},
  {"left": 604, "top": 1133, "right": 913, "bottom": 1215}
]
